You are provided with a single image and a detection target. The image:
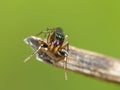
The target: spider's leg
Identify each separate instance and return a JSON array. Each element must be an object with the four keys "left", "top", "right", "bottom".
[
  {"left": 24, "top": 40, "right": 48, "bottom": 62},
  {"left": 24, "top": 46, "right": 42, "bottom": 62},
  {"left": 64, "top": 56, "right": 68, "bottom": 80}
]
